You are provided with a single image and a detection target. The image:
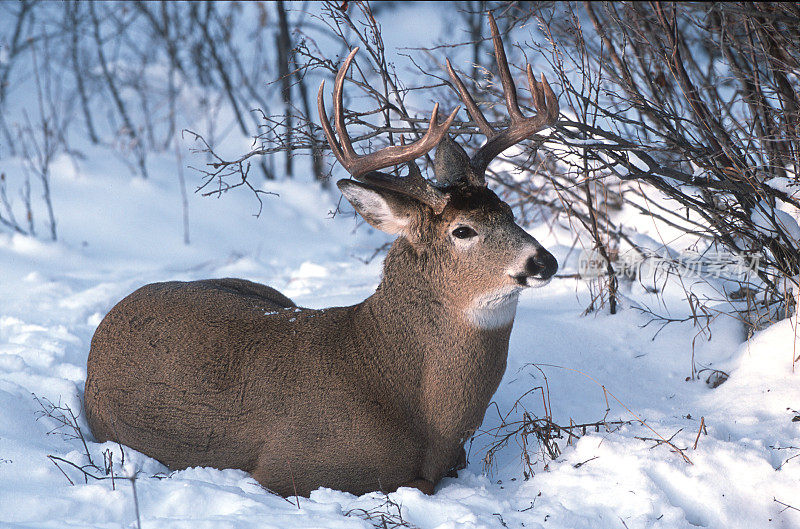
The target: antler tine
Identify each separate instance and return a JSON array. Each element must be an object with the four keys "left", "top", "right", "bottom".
[
  {"left": 317, "top": 47, "right": 359, "bottom": 167},
  {"left": 445, "top": 58, "right": 495, "bottom": 138},
  {"left": 526, "top": 64, "right": 559, "bottom": 122},
  {"left": 488, "top": 13, "right": 524, "bottom": 122},
  {"left": 445, "top": 12, "right": 560, "bottom": 180},
  {"left": 318, "top": 47, "right": 459, "bottom": 213}
]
